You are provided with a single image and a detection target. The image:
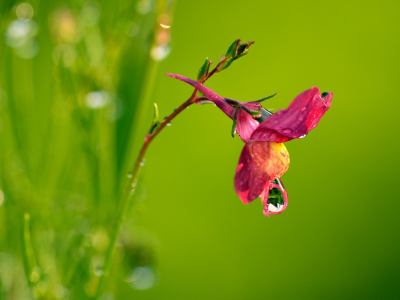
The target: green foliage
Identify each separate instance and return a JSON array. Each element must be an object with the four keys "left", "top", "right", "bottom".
[
  {"left": 0, "top": 0, "right": 173, "bottom": 298},
  {"left": 216, "top": 39, "right": 254, "bottom": 72},
  {"left": 197, "top": 58, "right": 212, "bottom": 83}
]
